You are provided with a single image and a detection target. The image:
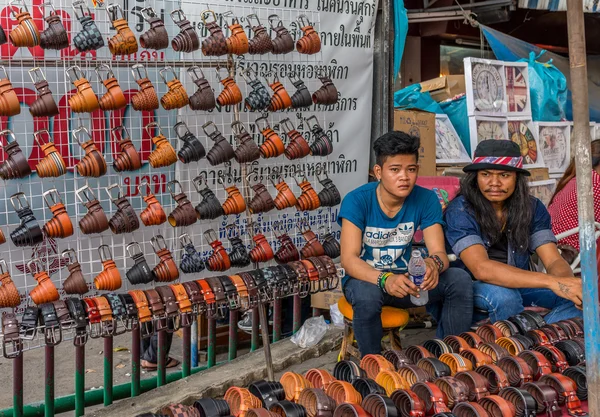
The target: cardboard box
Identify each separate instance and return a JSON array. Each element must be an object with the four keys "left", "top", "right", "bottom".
[
  {"left": 393, "top": 109, "right": 436, "bottom": 176},
  {"left": 527, "top": 167, "right": 550, "bottom": 182},
  {"left": 311, "top": 285, "right": 343, "bottom": 310},
  {"left": 420, "top": 75, "right": 466, "bottom": 102}
]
